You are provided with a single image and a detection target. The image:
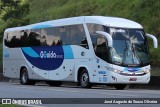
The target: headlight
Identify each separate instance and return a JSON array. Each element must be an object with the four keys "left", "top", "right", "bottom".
[
  {"left": 108, "top": 67, "right": 121, "bottom": 74},
  {"left": 113, "top": 69, "right": 122, "bottom": 73},
  {"left": 144, "top": 69, "right": 150, "bottom": 74}
]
